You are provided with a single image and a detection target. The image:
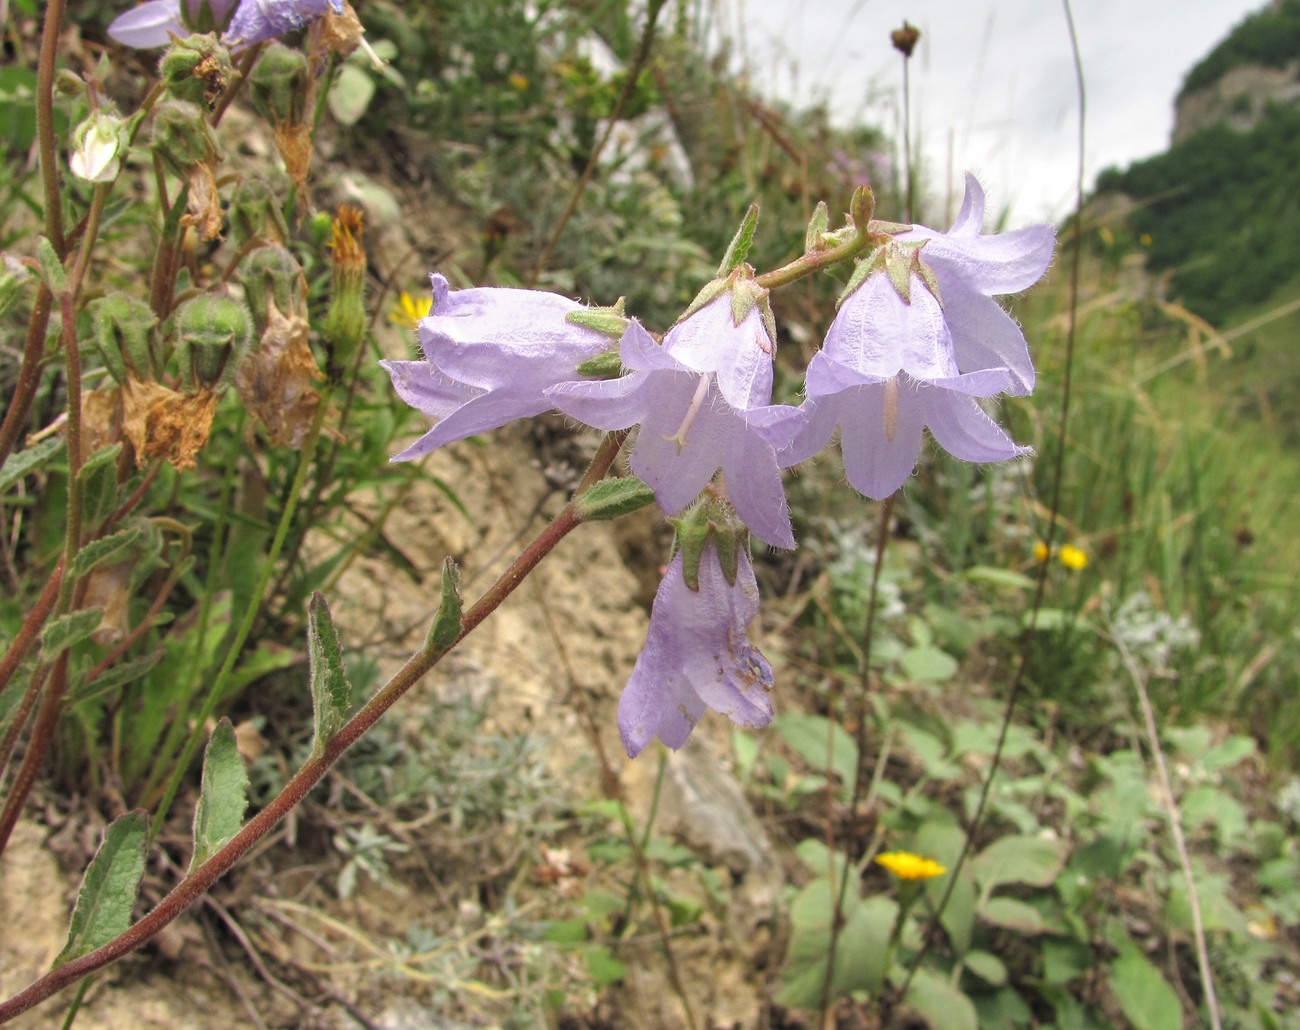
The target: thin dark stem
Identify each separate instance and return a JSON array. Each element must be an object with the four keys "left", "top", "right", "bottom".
[
  {"left": 897, "top": 0, "right": 1086, "bottom": 1001},
  {"left": 0, "top": 285, "right": 54, "bottom": 473},
  {"left": 527, "top": 0, "right": 667, "bottom": 287},
  {"left": 37, "top": 0, "right": 66, "bottom": 257}
]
